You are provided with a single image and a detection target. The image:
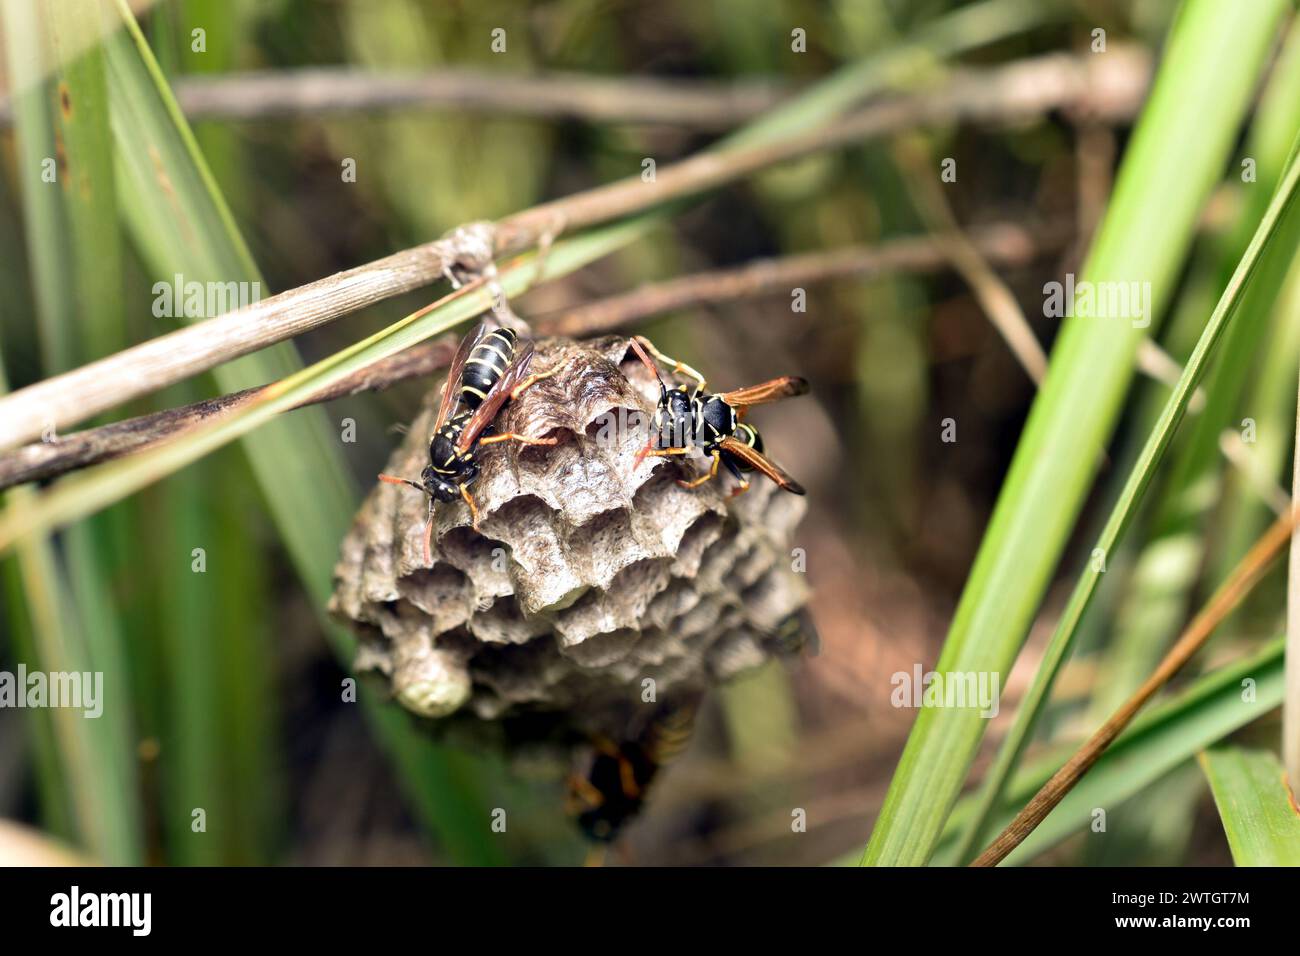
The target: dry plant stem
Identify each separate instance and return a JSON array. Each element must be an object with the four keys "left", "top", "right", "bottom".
[
  {"left": 893, "top": 135, "right": 1048, "bottom": 384},
  {"left": 540, "top": 222, "right": 1066, "bottom": 335},
  {"left": 498, "top": 49, "right": 1146, "bottom": 251},
  {"left": 1220, "top": 429, "right": 1290, "bottom": 516},
  {"left": 971, "top": 505, "right": 1300, "bottom": 867},
  {"left": 0, "top": 48, "right": 1149, "bottom": 453},
  {"left": 27, "top": 68, "right": 788, "bottom": 127},
  {"left": 0, "top": 339, "right": 457, "bottom": 489},
  {"left": 0, "top": 224, "right": 1063, "bottom": 489}
]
